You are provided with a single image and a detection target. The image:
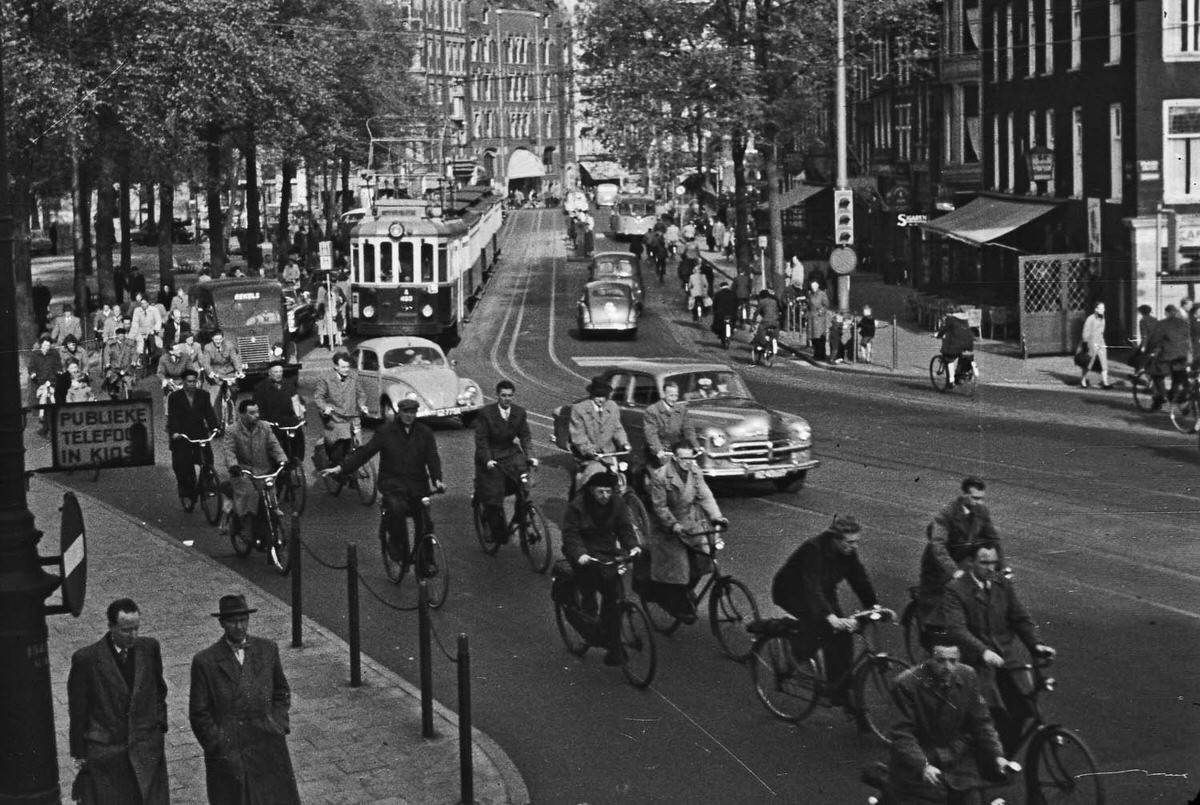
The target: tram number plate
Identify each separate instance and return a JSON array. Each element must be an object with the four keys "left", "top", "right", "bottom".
[
  {"left": 759, "top": 468, "right": 788, "bottom": 478},
  {"left": 400, "top": 293, "right": 414, "bottom": 301}
]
